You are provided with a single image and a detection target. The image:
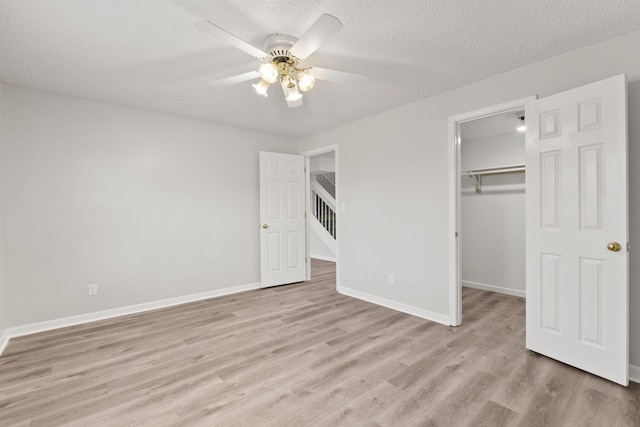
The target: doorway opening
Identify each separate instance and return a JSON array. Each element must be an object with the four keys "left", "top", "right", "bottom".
[
  {"left": 448, "top": 97, "right": 535, "bottom": 326},
  {"left": 459, "top": 109, "right": 526, "bottom": 299},
  {"left": 302, "top": 145, "right": 338, "bottom": 287}
]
